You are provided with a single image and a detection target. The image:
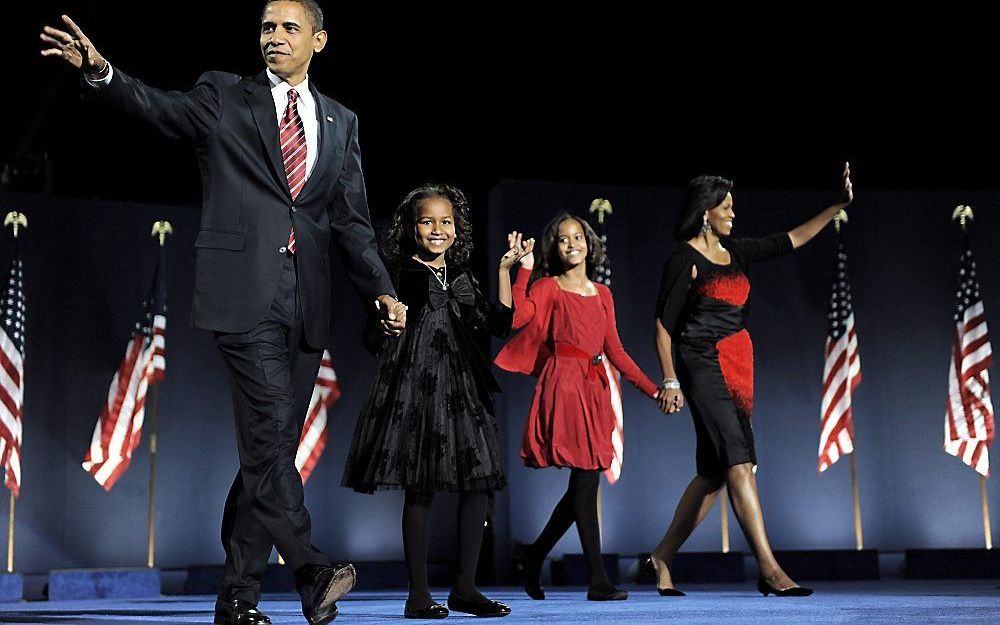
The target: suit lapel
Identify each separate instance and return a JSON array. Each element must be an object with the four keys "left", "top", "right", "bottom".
[
  {"left": 294, "top": 82, "right": 335, "bottom": 205},
  {"left": 244, "top": 72, "right": 290, "bottom": 198}
]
